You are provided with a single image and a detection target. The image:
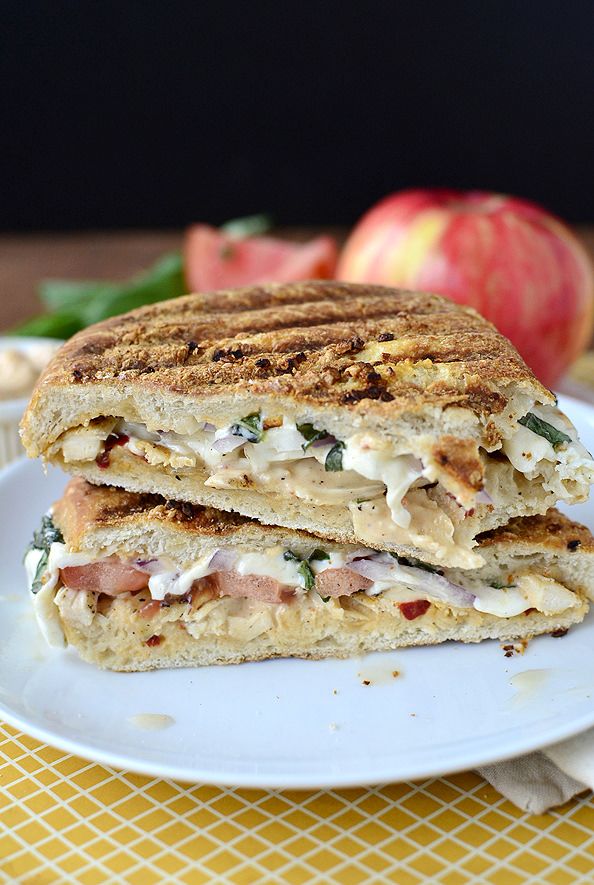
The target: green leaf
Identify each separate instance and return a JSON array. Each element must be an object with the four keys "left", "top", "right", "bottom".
[
  {"left": 39, "top": 280, "right": 120, "bottom": 312},
  {"left": 14, "top": 252, "right": 186, "bottom": 339},
  {"left": 325, "top": 441, "right": 345, "bottom": 471},
  {"left": 518, "top": 413, "right": 571, "bottom": 450},
  {"left": 297, "top": 422, "right": 329, "bottom": 451},
  {"left": 33, "top": 514, "right": 64, "bottom": 550},
  {"left": 25, "top": 515, "right": 64, "bottom": 594},
  {"left": 30, "top": 549, "right": 49, "bottom": 594},
  {"left": 79, "top": 253, "right": 186, "bottom": 325},
  {"left": 489, "top": 580, "right": 517, "bottom": 589},
  {"left": 221, "top": 214, "right": 273, "bottom": 239},
  {"left": 320, "top": 596, "right": 331, "bottom": 603},
  {"left": 11, "top": 310, "right": 83, "bottom": 339},
  {"left": 231, "top": 412, "right": 263, "bottom": 443},
  {"left": 298, "top": 560, "right": 315, "bottom": 591},
  {"left": 309, "top": 549, "right": 330, "bottom": 562},
  {"left": 391, "top": 553, "right": 442, "bottom": 574},
  {"left": 284, "top": 549, "right": 319, "bottom": 590}
]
